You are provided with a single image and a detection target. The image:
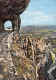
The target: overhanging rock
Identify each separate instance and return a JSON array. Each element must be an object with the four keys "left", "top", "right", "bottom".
[{"left": 0, "top": 0, "right": 30, "bottom": 32}]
